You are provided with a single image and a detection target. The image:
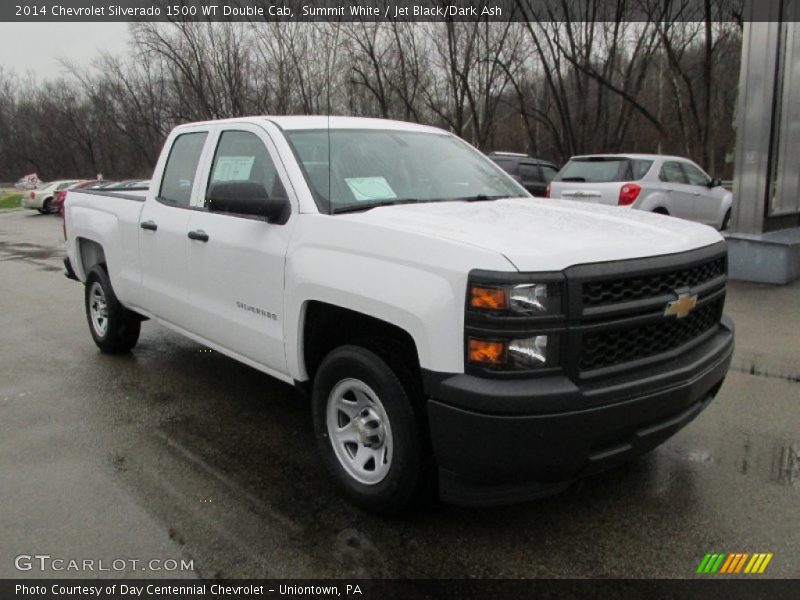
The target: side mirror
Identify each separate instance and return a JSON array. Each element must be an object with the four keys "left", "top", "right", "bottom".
[
  {"left": 206, "top": 181, "right": 288, "bottom": 223},
  {"left": 708, "top": 178, "right": 722, "bottom": 188}
]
